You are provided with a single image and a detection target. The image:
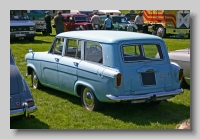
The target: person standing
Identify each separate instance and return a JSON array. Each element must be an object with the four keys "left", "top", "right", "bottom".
[
  {"left": 90, "top": 12, "right": 101, "bottom": 29},
  {"left": 102, "top": 14, "right": 113, "bottom": 30},
  {"left": 134, "top": 11, "right": 144, "bottom": 33},
  {"left": 54, "top": 11, "right": 65, "bottom": 35},
  {"left": 44, "top": 11, "right": 52, "bottom": 35}
]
